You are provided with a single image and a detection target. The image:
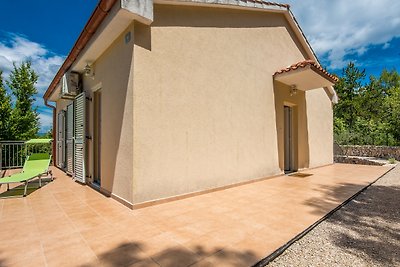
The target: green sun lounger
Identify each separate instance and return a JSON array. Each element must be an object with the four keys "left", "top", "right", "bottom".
[{"left": 0, "top": 153, "right": 53, "bottom": 197}]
